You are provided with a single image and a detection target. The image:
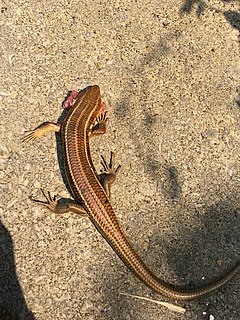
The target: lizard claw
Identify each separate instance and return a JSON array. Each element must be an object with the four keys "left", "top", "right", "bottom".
[
  {"left": 22, "top": 129, "right": 41, "bottom": 142},
  {"left": 30, "top": 189, "right": 59, "bottom": 212},
  {"left": 100, "top": 151, "right": 121, "bottom": 175},
  {"left": 96, "top": 110, "right": 108, "bottom": 125},
  {"left": 99, "top": 152, "right": 121, "bottom": 197}
]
